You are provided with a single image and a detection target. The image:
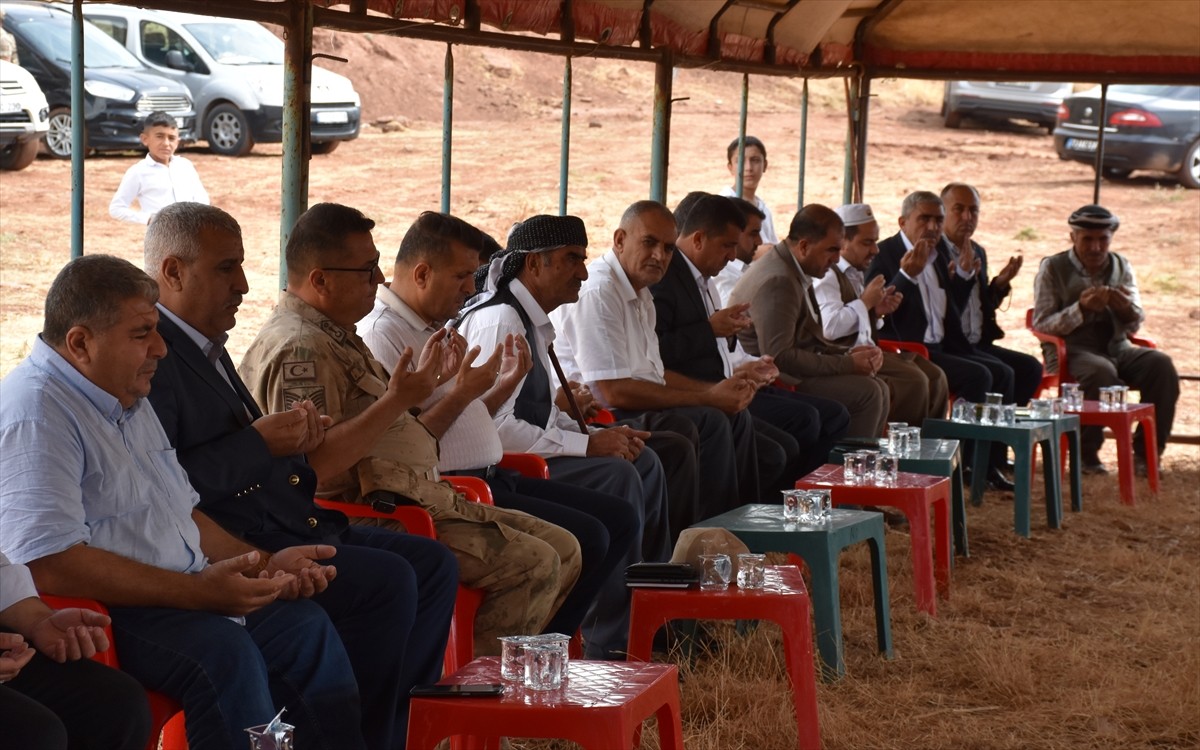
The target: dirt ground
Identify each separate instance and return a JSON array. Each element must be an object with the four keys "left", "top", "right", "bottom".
[{"left": 0, "top": 32, "right": 1197, "bottom": 749}]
